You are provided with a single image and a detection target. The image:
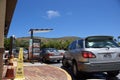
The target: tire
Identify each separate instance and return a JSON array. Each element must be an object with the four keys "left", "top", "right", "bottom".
[
  {"left": 57, "top": 60, "right": 60, "bottom": 63},
  {"left": 72, "top": 62, "right": 79, "bottom": 78},
  {"left": 62, "top": 58, "right": 69, "bottom": 68},
  {"left": 42, "top": 57, "right": 46, "bottom": 63},
  {"left": 107, "top": 71, "right": 119, "bottom": 77}
]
